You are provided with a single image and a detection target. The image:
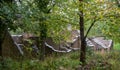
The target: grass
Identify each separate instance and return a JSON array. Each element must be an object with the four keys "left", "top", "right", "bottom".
[
  {"left": 1, "top": 48, "right": 120, "bottom": 70},
  {"left": 0, "top": 51, "right": 80, "bottom": 70},
  {"left": 114, "top": 43, "right": 120, "bottom": 50}
]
